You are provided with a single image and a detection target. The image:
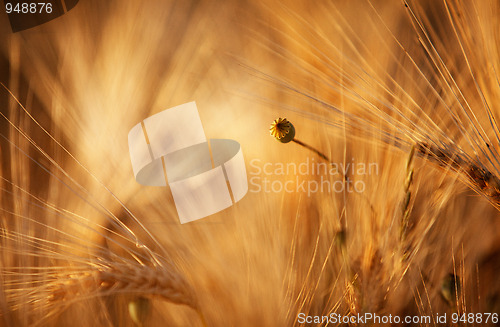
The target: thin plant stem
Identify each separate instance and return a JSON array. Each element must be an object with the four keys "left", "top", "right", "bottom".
[{"left": 292, "top": 138, "right": 330, "bottom": 162}]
